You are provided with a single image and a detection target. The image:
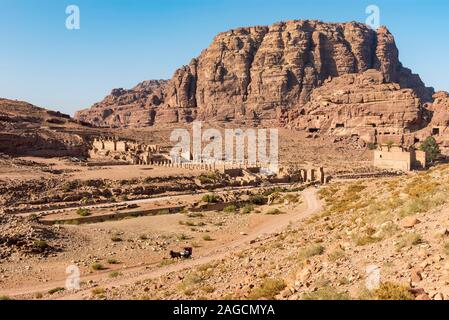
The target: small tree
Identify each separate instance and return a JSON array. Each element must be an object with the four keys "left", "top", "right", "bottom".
[
  {"left": 385, "top": 141, "right": 394, "bottom": 151},
  {"left": 420, "top": 136, "right": 440, "bottom": 163}
]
